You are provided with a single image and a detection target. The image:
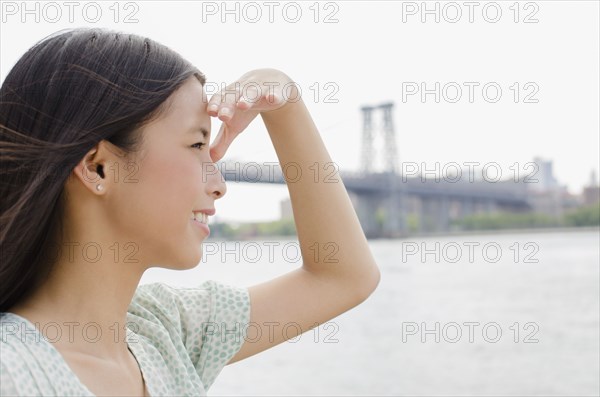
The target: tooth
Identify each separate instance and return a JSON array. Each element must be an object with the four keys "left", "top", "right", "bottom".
[{"left": 191, "top": 212, "right": 209, "bottom": 223}]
